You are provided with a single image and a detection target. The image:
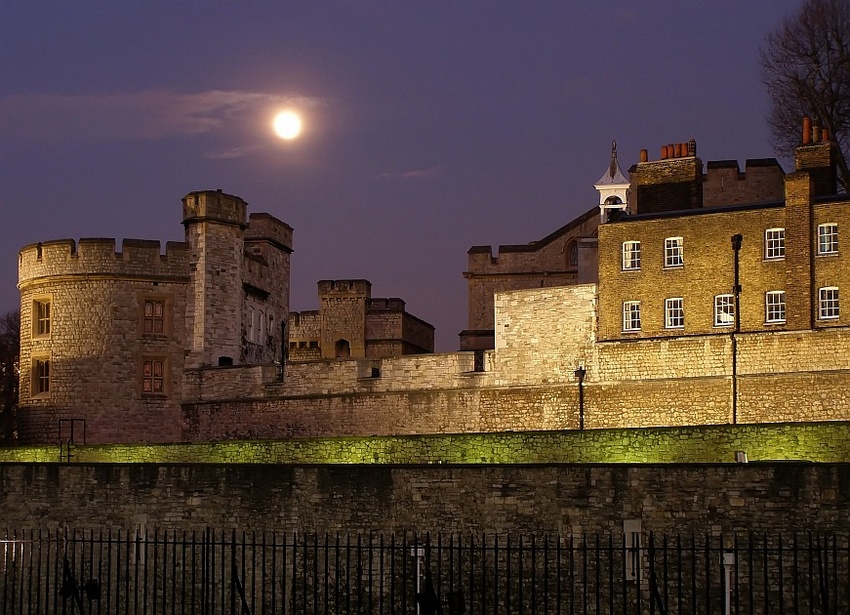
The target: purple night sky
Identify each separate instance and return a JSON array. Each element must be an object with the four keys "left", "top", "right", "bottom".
[{"left": 0, "top": 2, "right": 804, "bottom": 351}]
